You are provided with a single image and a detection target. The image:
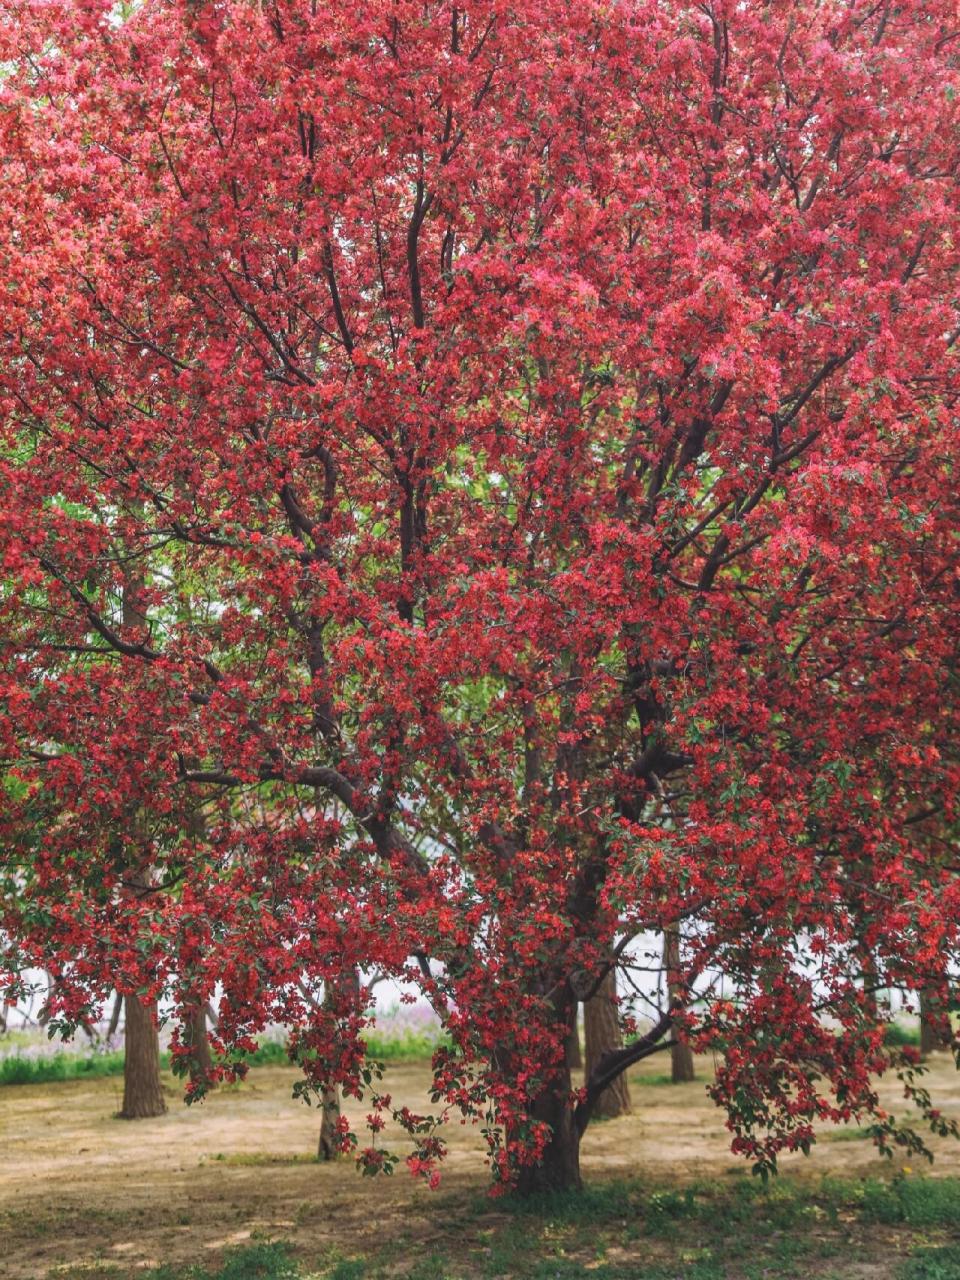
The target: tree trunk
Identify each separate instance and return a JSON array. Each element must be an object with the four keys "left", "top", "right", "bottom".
[
  {"left": 318, "top": 1083, "right": 341, "bottom": 1160},
  {"left": 584, "top": 971, "right": 631, "bottom": 1119},
  {"left": 120, "top": 995, "right": 167, "bottom": 1119},
  {"left": 564, "top": 1011, "right": 582, "bottom": 1070},
  {"left": 117, "top": 559, "right": 165, "bottom": 1119},
  {"left": 316, "top": 967, "right": 360, "bottom": 1159},
  {"left": 514, "top": 1064, "right": 582, "bottom": 1195},
  {"left": 665, "top": 926, "right": 695, "bottom": 1083},
  {"left": 184, "top": 1003, "right": 215, "bottom": 1087},
  {"left": 106, "top": 990, "right": 123, "bottom": 1040},
  {"left": 920, "top": 988, "right": 950, "bottom": 1057},
  {"left": 671, "top": 1034, "right": 695, "bottom": 1083}
]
